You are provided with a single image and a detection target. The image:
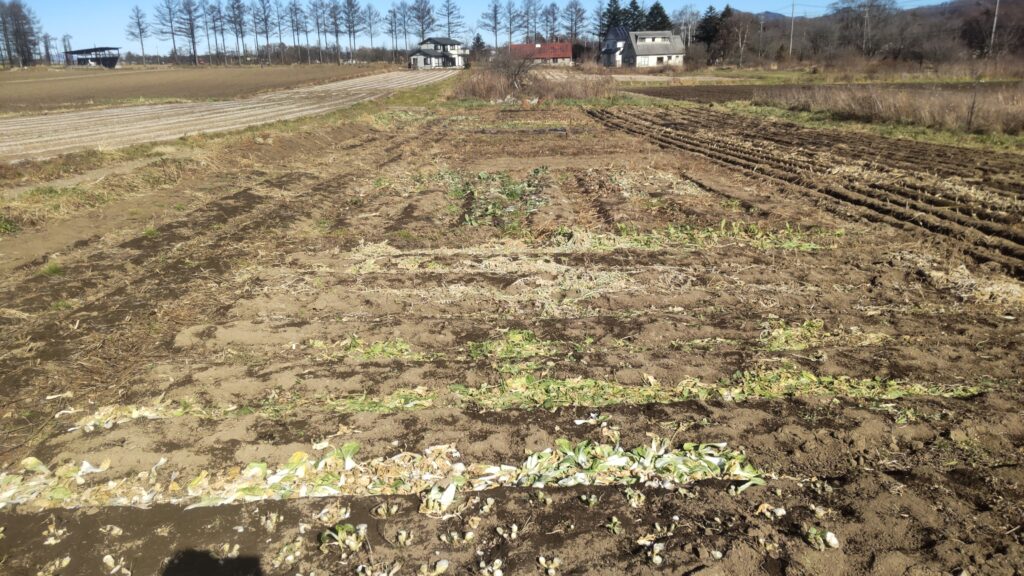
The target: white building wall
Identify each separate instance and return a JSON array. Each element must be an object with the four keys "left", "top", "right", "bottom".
[
  {"left": 635, "top": 53, "right": 683, "bottom": 68},
  {"left": 601, "top": 41, "right": 625, "bottom": 67},
  {"left": 409, "top": 50, "right": 466, "bottom": 69}
]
